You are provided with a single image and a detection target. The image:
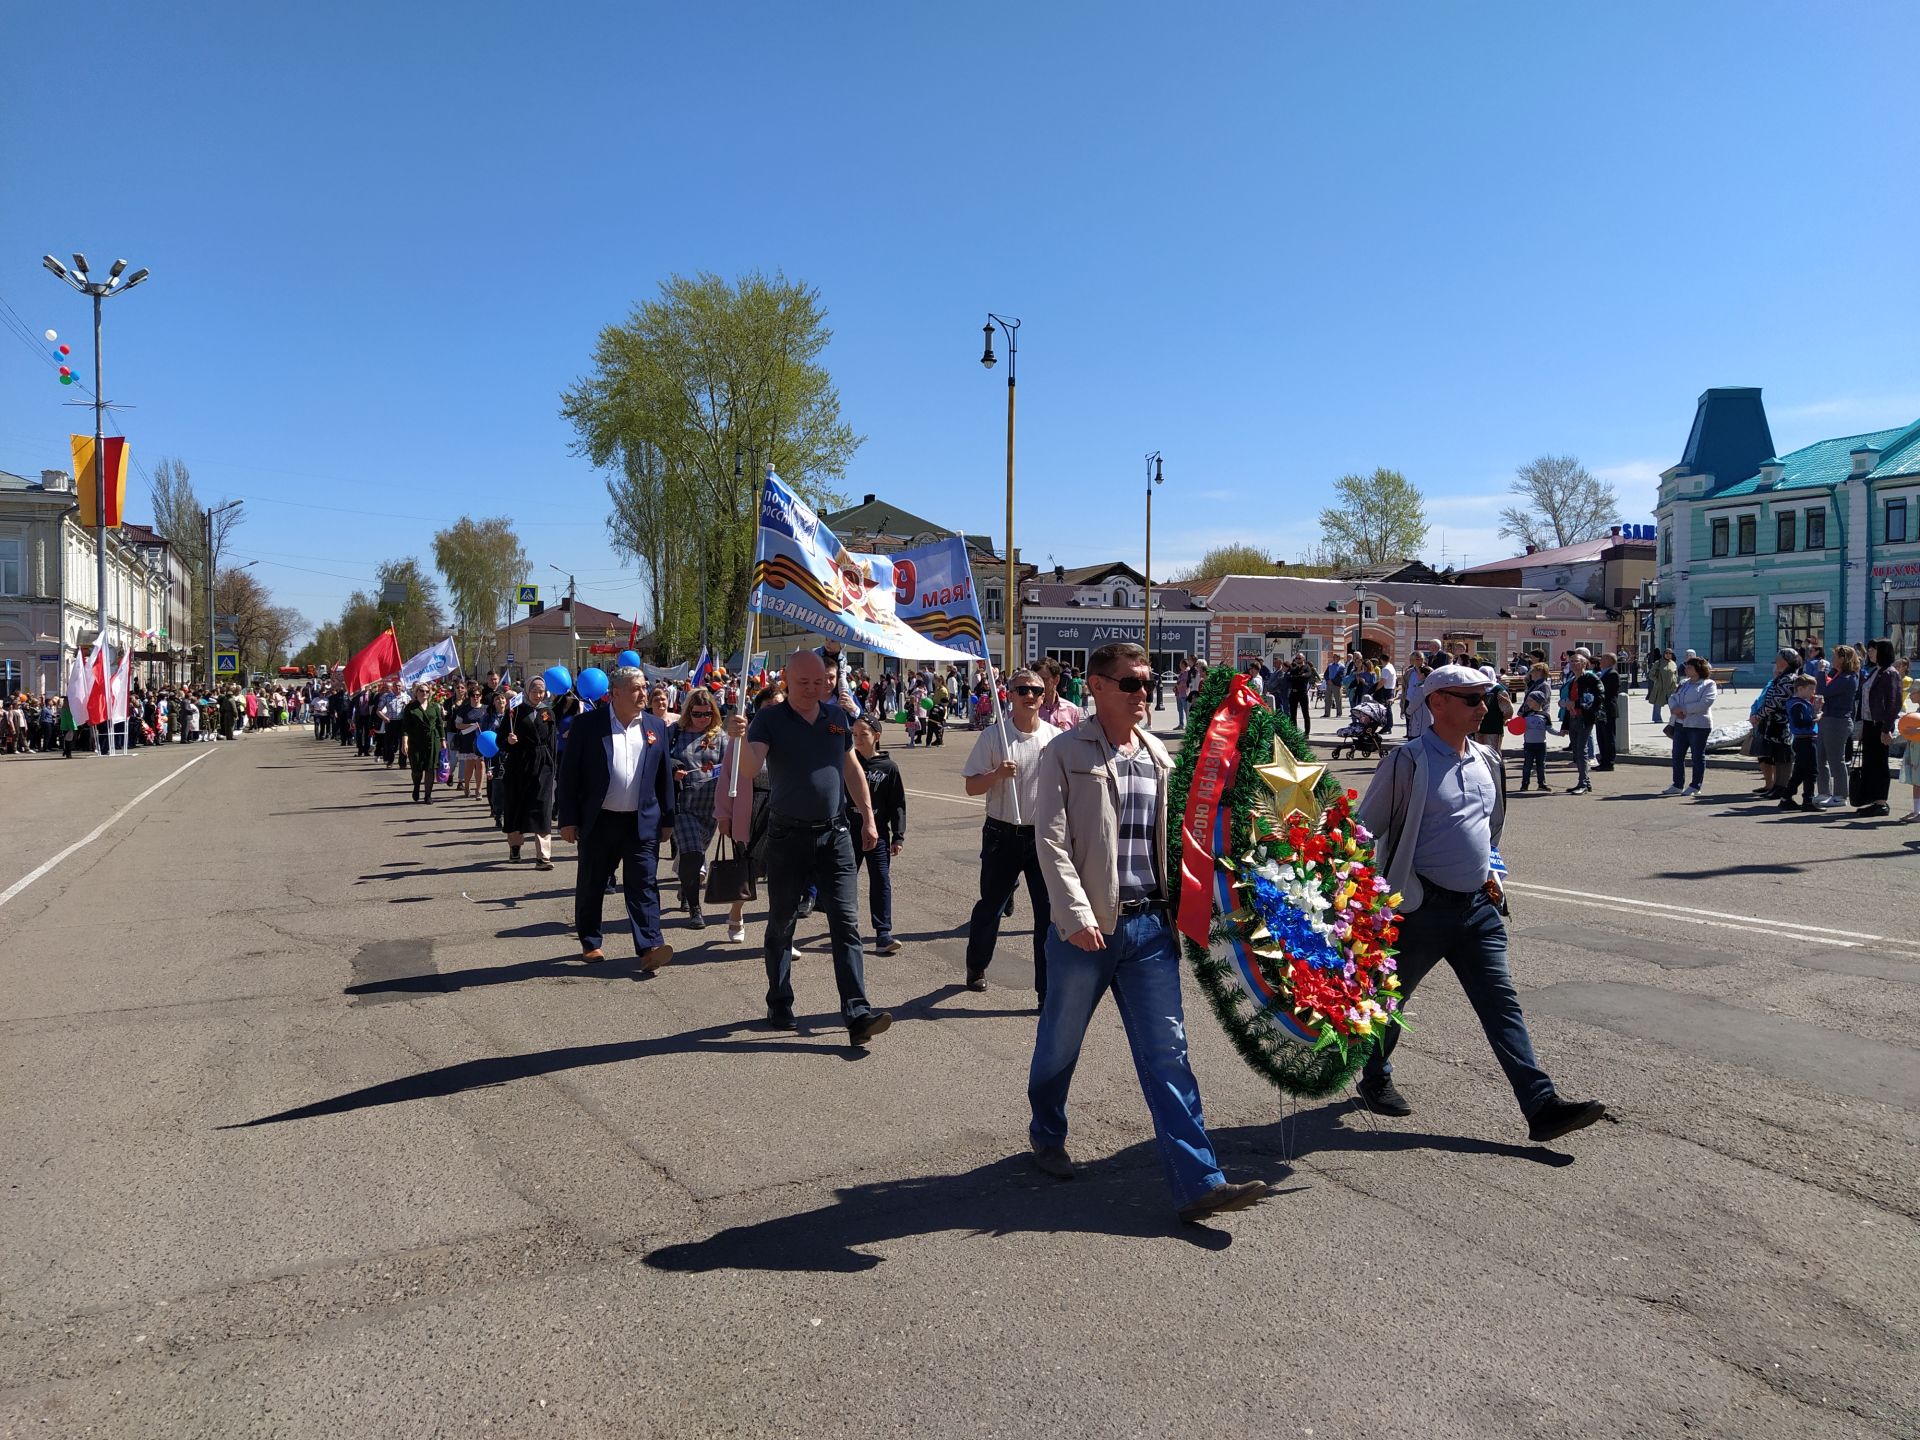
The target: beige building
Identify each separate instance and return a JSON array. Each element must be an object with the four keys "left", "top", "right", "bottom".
[
  {"left": 492, "top": 598, "right": 646, "bottom": 679},
  {"left": 0, "top": 468, "right": 171, "bottom": 697}
]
